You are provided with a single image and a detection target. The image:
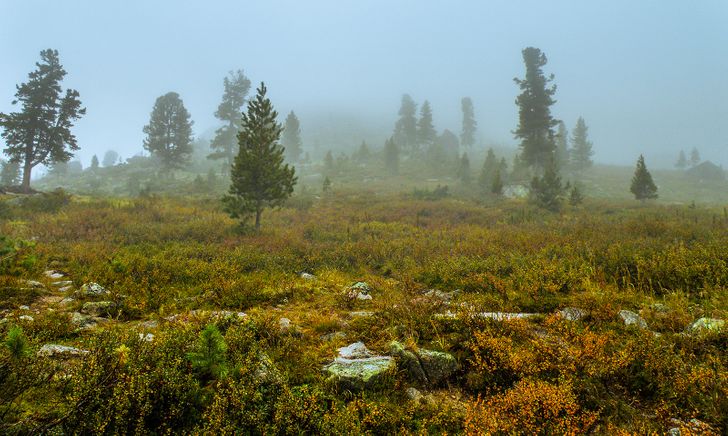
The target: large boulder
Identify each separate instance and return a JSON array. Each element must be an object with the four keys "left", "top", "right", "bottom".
[
  {"left": 324, "top": 342, "right": 394, "bottom": 391},
  {"left": 389, "top": 341, "right": 427, "bottom": 383},
  {"left": 416, "top": 349, "right": 458, "bottom": 385},
  {"left": 81, "top": 301, "right": 117, "bottom": 317}
]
